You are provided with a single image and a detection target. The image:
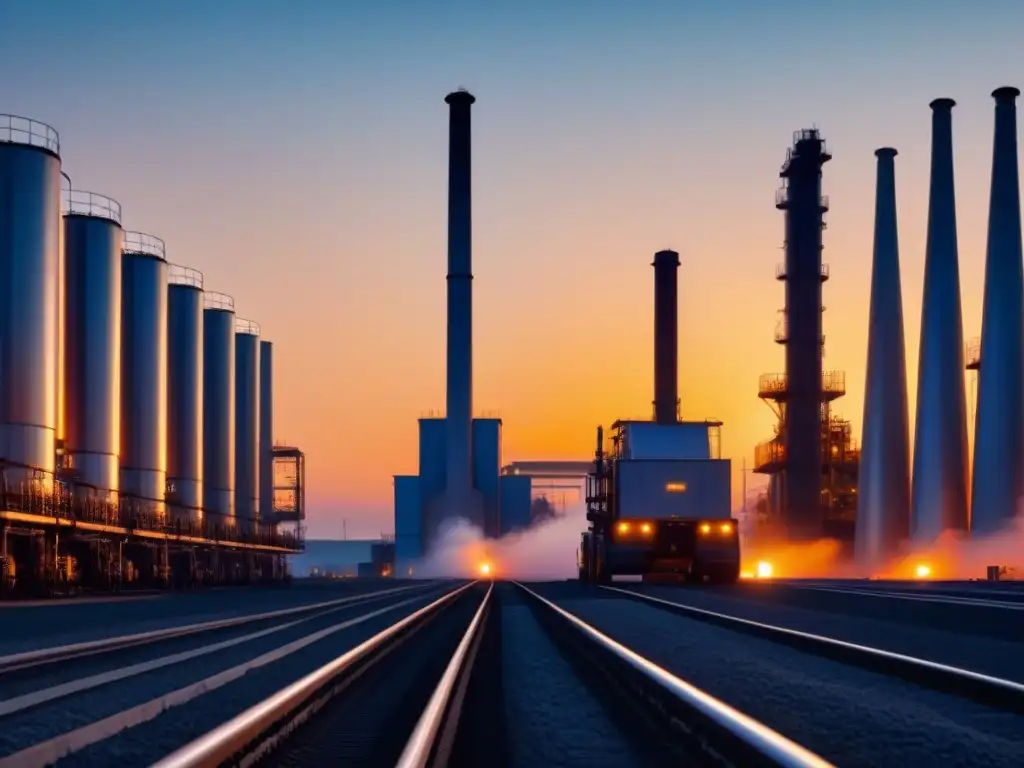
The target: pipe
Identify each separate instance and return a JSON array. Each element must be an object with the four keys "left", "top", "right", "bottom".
[
  {"left": 443, "top": 89, "right": 475, "bottom": 511},
  {"left": 971, "top": 86, "right": 1024, "bottom": 535},
  {"left": 855, "top": 148, "right": 910, "bottom": 564},
  {"left": 652, "top": 250, "right": 680, "bottom": 424},
  {"left": 910, "top": 98, "right": 970, "bottom": 542}
]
